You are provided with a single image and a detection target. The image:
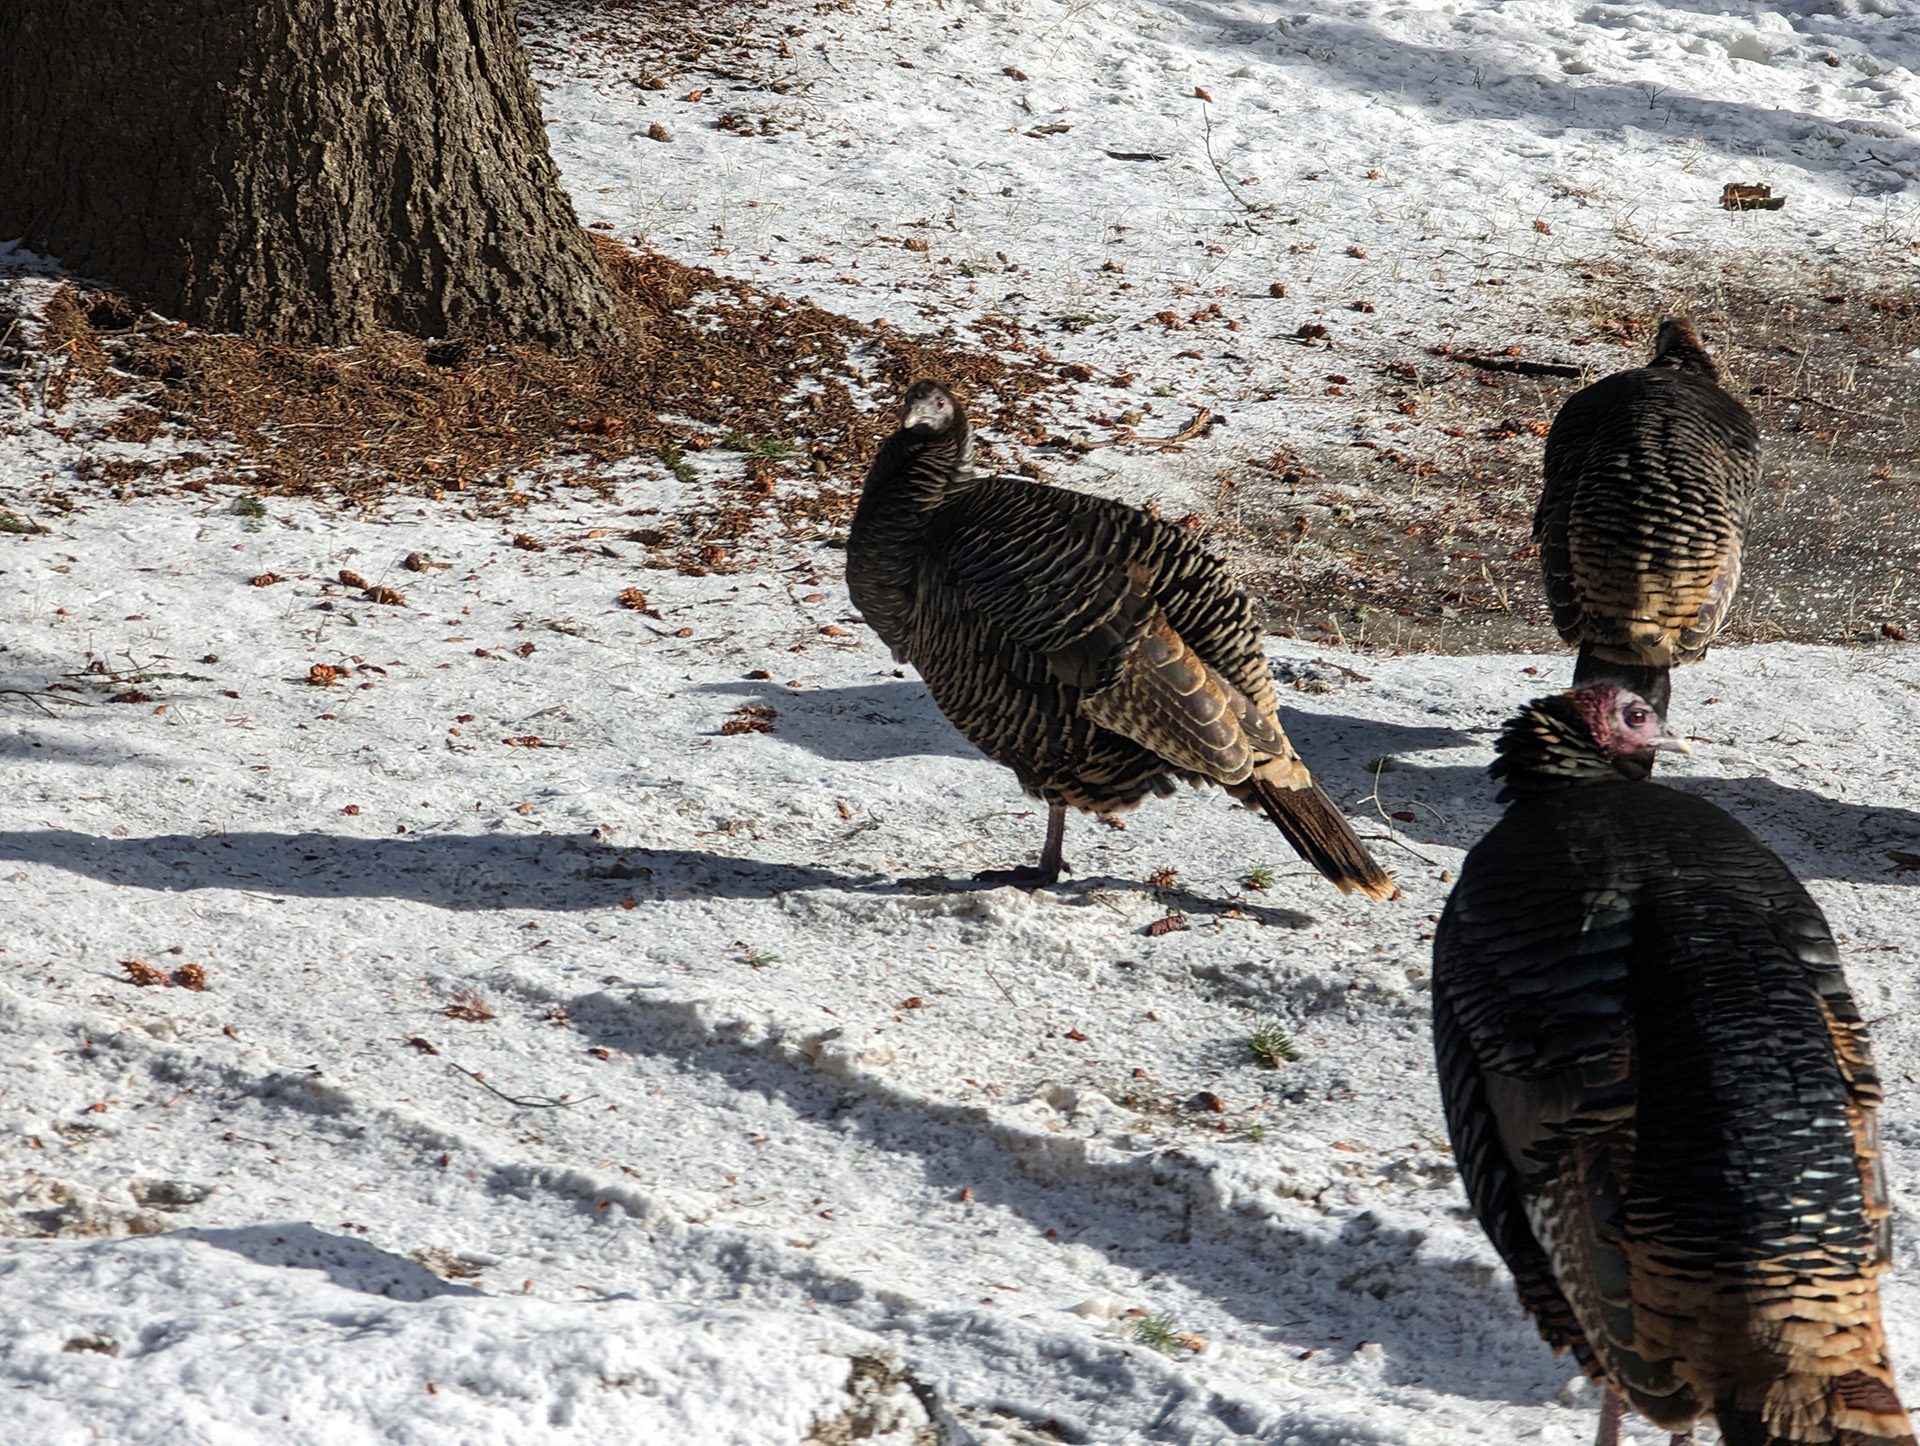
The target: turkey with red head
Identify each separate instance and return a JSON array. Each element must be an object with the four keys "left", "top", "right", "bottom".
[{"left": 1433, "top": 682, "right": 1912, "bottom": 1446}]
